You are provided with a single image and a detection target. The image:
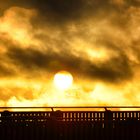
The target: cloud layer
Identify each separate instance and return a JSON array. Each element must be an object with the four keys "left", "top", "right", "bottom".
[{"left": 0, "top": 0, "right": 140, "bottom": 107}]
